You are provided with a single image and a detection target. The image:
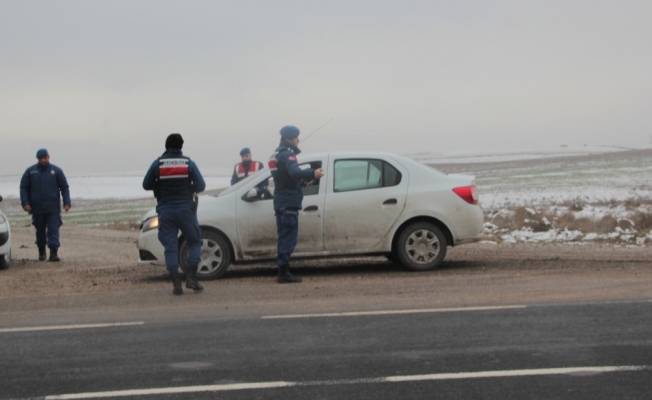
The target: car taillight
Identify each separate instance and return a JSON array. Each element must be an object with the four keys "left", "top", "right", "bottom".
[{"left": 452, "top": 185, "right": 478, "bottom": 205}]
